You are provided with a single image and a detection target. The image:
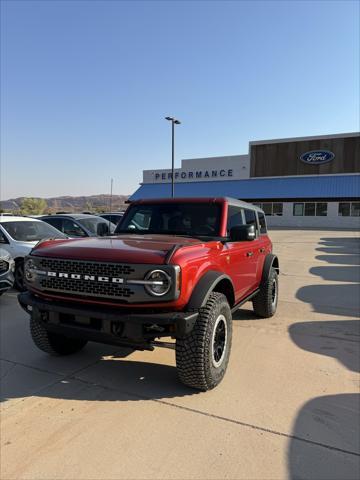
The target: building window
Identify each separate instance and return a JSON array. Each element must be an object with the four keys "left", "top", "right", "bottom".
[
  {"left": 273, "top": 203, "right": 283, "bottom": 216},
  {"left": 351, "top": 202, "right": 360, "bottom": 217},
  {"left": 293, "top": 203, "right": 304, "bottom": 216},
  {"left": 338, "top": 203, "right": 351, "bottom": 216},
  {"left": 316, "top": 203, "right": 328, "bottom": 216},
  {"left": 262, "top": 203, "right": 272, "bottom": 216},
  {"left": 293, "top": 203, "right": 328, "bottom": 217},
  {"left": 305, "top": 203, "right": 316, "bottom": 216},
  {"left": 254, "top": 202, "right": 283, "bottom": 216},
  {"left": 338, "top": 202, "right": 360, "bottom": 217}
]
